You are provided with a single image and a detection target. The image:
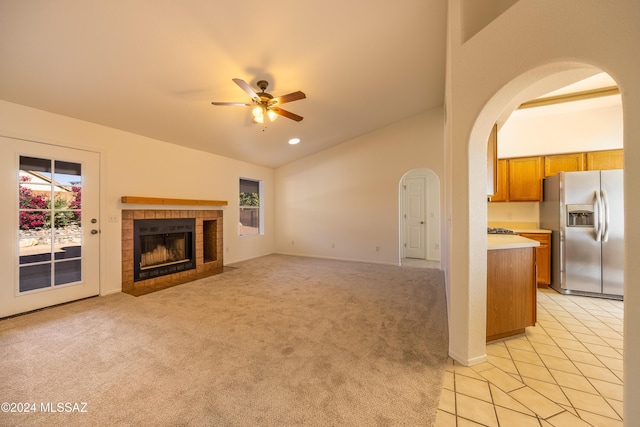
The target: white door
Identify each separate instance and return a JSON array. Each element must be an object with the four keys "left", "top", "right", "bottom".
[
  {"left": 0, "top": 137, "right": 100, "bottom": 317},
  {"left": 403, "top": 177, "right": 426, "bottom": 259}
]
